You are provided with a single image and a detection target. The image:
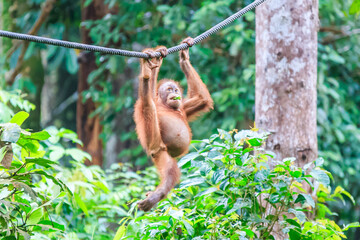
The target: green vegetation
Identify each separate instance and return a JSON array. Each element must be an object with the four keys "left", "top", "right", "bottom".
[
  {"left": 1, "top": 0, "right": 360, "bottom": 238},
  {"left": 121, "top": 130, "right": 359, "bottom": 240},
  {"left": 1, "top": 106, "right": 359, "bottom": 239}
]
